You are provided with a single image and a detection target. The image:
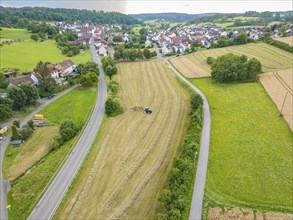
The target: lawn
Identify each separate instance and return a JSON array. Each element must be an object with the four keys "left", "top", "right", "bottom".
[
  {"left": 190, "top": 78, "right": 293, "bottom": 213},
  {"left": 54, "top": 60, "right": 190, "bottom": 219},
  {"left": 171, "top": 42, "right": 293, "bottom": 77},
  {"left": 0, "top": 27, "right": 31, "bottom": 41},
  {"left": 6, "top": 87, "right": 97, "bottom": 220},
  {"left": 0, "top": 40, "right": 92, "bottom": 72}
]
